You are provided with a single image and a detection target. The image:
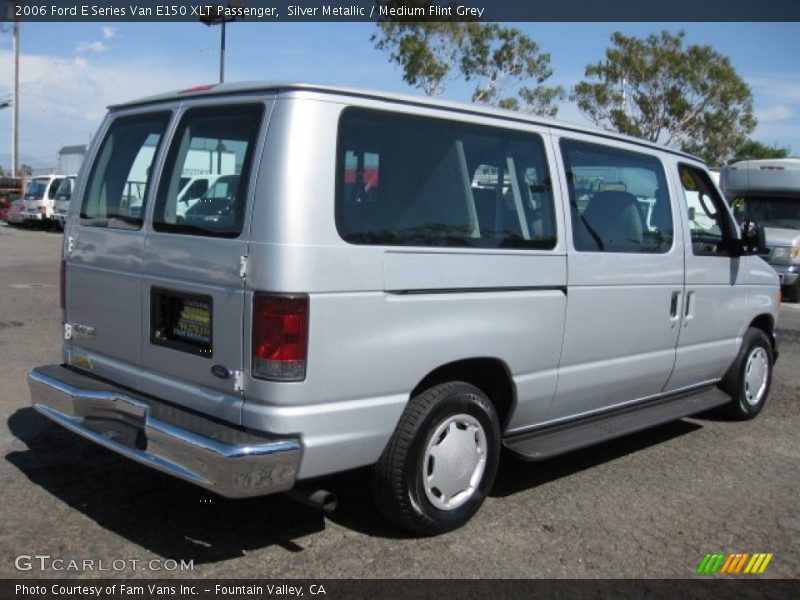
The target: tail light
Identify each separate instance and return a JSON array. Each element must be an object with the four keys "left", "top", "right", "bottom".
[{"left": 252, "top": 294, "right": 309, "bottom": 381}]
